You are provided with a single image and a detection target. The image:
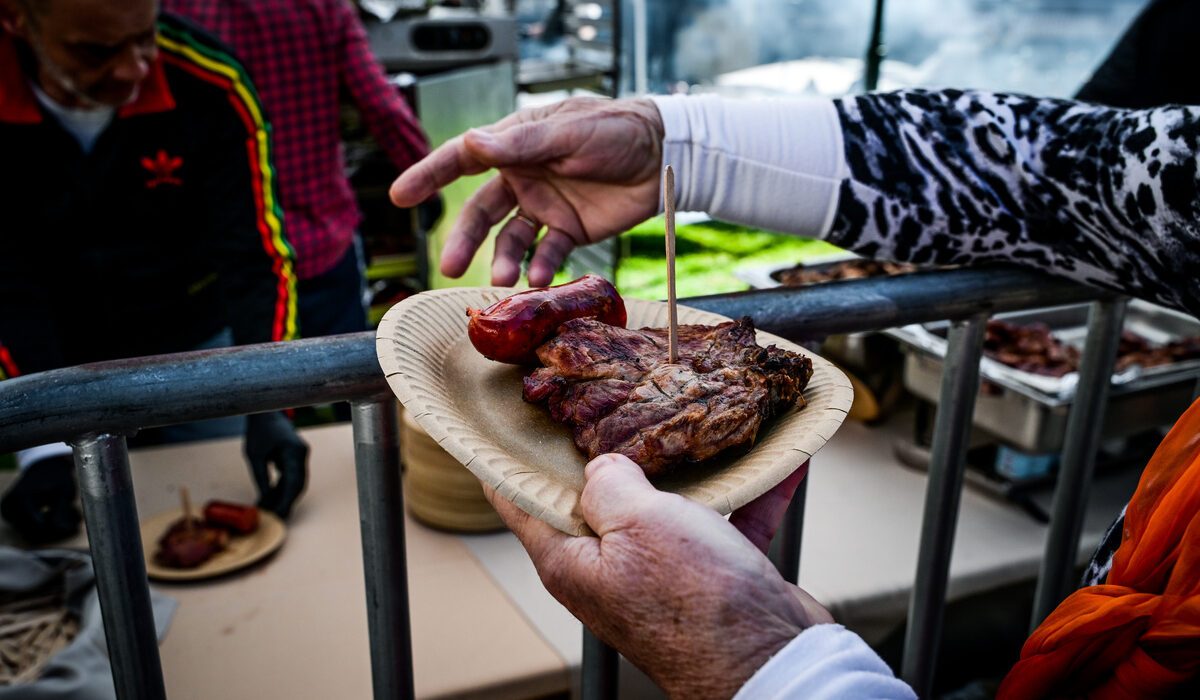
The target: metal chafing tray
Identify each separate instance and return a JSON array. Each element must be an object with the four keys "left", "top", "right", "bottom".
[
  {"left": 887, "top": 300, "right": 1200, "bottom": 454},
  {"left": 734, "top": 253, "right": 903, "bottom": 366},
  {"left": 734, "top": 252, "right": 862, "bottom": 290},
  {"left": 735, "top": 255, "right": 937, "bottom": 423}
]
